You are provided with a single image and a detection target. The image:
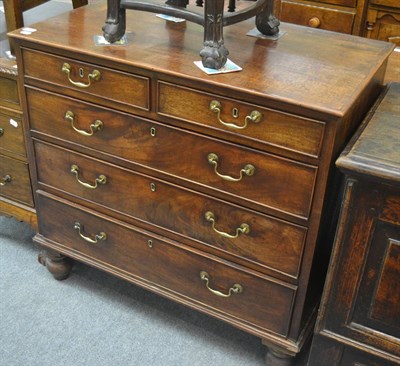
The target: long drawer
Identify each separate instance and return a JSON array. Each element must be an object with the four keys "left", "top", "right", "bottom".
[
  {"left": 37, "top": 192, "right": 297, "bottom": 337},
  {"left": 28, "top": 88, "right": 318, "bottom": 220},
  {"left": 34, "top": 139, "right": 307, "bottom": 279},
  {"left": 157, "top": 82, "right": 325, "bottom": 158},
  {"left": 22, "top": 48, "right": 150, "bottom": 112},
  {"left": 0, "top": 154, "right": 33, "bottom": 206},
  {"left": 280, "top": 1, "right": 355, "bottom": 34}
]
